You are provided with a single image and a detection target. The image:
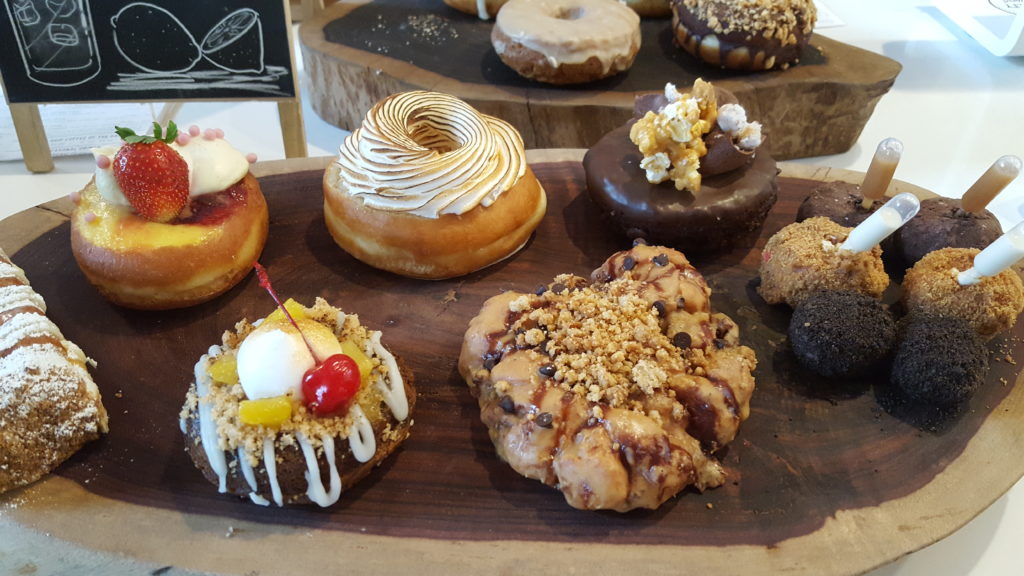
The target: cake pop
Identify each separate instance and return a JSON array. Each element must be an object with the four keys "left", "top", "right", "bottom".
[{"left": 759, "top": 193, "right": 920, "bottom": 307}]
